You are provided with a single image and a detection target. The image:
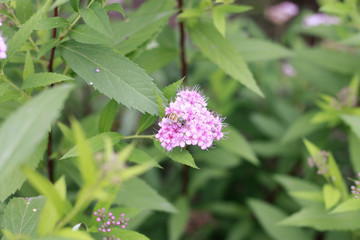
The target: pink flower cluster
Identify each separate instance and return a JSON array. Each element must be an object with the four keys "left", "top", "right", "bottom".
[
  {"left": 265, "top": 1, "right": 299, "bottom": 25},
  {"left": 155, "top": 86, "right": 225, "bottom": 151},
  {"left": 94, "top": 208, "right": 129, "bottom": 239},
  {"left": 350, "top": 173, "right": 360, "bottom": 199}
]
